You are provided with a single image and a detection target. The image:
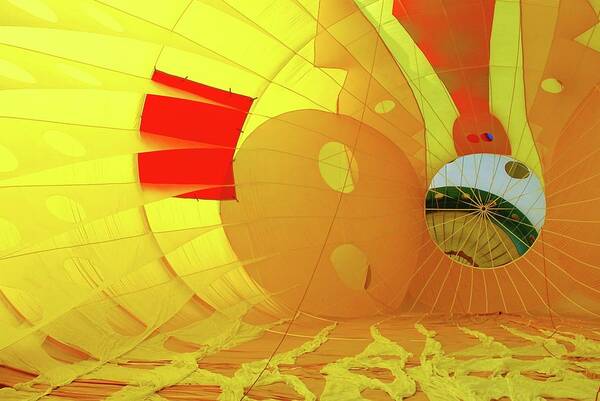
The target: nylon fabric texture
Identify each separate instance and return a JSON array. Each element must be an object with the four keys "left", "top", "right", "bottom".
[{"left": 0, "top": 1, "right": 599, "bottom": 400}]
